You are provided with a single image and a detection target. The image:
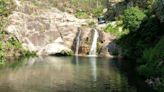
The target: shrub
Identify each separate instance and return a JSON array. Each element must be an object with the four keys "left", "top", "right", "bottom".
[
  {"left": 104, "top": 22, "right": 129, "bottom": 38},
  {"left": 0, "top": 17, "right": 8, "bottom": 33},
  {"left": 0, "top": 41, "right": 6, "bottom": 64},
  {"left": 146, "top": 0, "right": 154, "bottom": 10},
  {"left": 75, "top": 10, "right": 89, "bottom": 19},
  {"left": 117, "top": 15, "right": 163, "bottom": 58},
  {"left": 137, "top": 36, "right": 164, "bottom": 92},
  {"left": 153, "top": 0, "right": 164, "bottom": 22},
  {"left": 138, "top": 36, "right": 164, "bottom": 76},
  {"left": 0, "top": 0, "right": 15, "bottom": 16},
  {"left": 123, "top": 7, "right": 146, "bottom": 31},
  {"left": 91, "top": 6, "right": 104, "bottom": 17}
]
